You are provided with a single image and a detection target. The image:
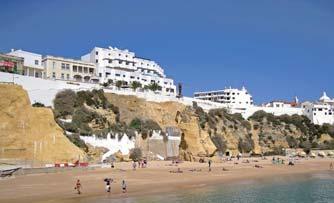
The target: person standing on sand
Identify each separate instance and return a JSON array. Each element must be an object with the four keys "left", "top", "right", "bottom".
[
  {"left": 132, "top": 161, "right": 137, "bottom": 170},
  {"left": 122, "top": 180, "right": 127, "bottom": 193},
  {"left": 74, "top": 179, "right": 82, "bottom": 194},
  {"left": 330, "top": 162, "right": 333, "bottom": 170},
  {"left": 208, "top": 159, "right": 212, "bottom": 172}
]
